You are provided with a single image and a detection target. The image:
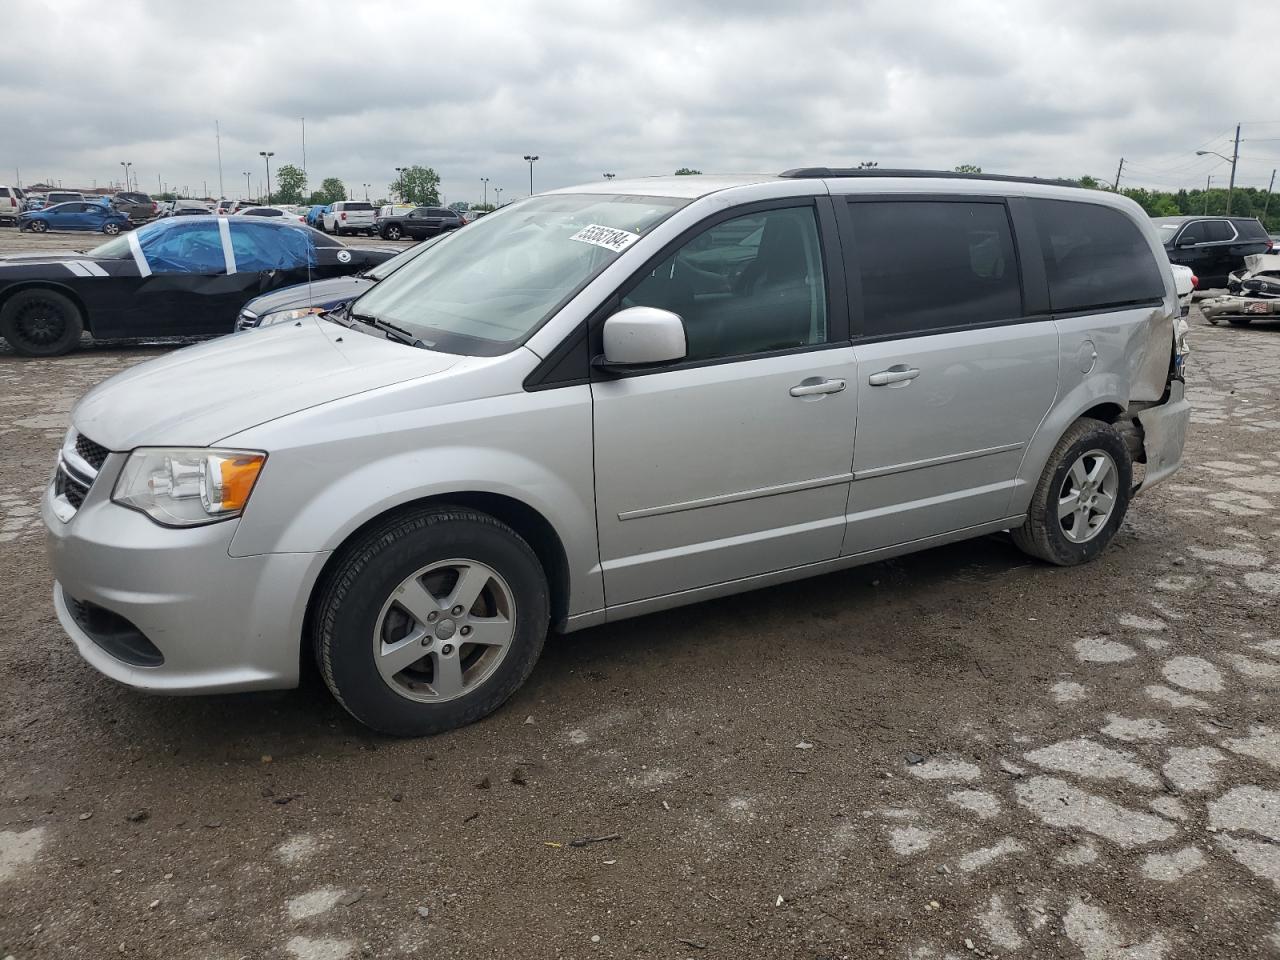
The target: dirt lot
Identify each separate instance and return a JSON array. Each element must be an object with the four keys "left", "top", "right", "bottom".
[{"left": 0, "top": 246, "right": 1278, "bottom": 958}]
